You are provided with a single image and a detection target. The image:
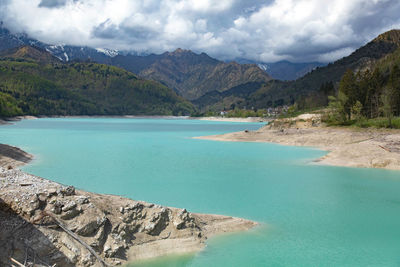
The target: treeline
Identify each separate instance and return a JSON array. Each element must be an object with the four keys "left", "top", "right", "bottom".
[{"left": 325, "top": 64, "right": 400, "bottom": 127}]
